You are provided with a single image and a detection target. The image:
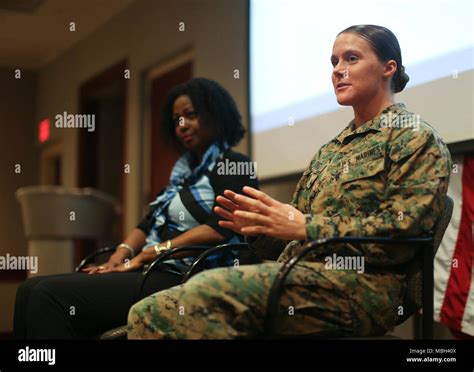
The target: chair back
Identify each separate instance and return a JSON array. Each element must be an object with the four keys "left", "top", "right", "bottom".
[{"left": 396, "top": 194, "right": 454, "bottom": 324}]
